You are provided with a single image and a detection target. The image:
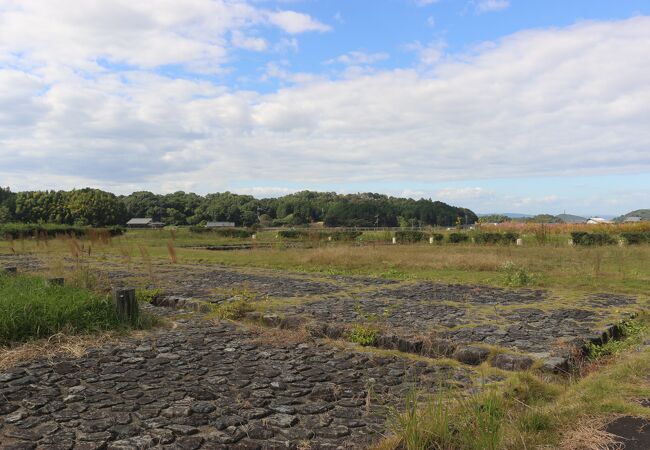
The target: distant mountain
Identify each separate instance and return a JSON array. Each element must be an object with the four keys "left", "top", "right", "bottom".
[
  {"left": 556, "top": 213, "right": 587, "bottom": 224},
  {"left": 614, "top": 209, "right": 650, "bottom": 222}
]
